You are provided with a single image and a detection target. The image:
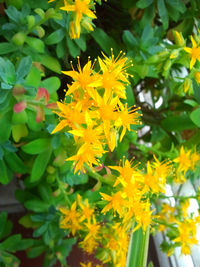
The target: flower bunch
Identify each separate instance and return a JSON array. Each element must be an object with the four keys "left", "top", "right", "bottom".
[
  {"left": 52, "top": 50, "right": 140, "bottom": 173},
  {"left": 59, "top": 156, "right": 172, "bottom": 266},
  {"left": 173, "top": 146, "right": 200, "bottom": 183},
  {"left": 157, "top": 199, "right": 200, "bottom": 255},
  {"left": 48, "top": 0, "right": 97, "bottom": 39}
]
